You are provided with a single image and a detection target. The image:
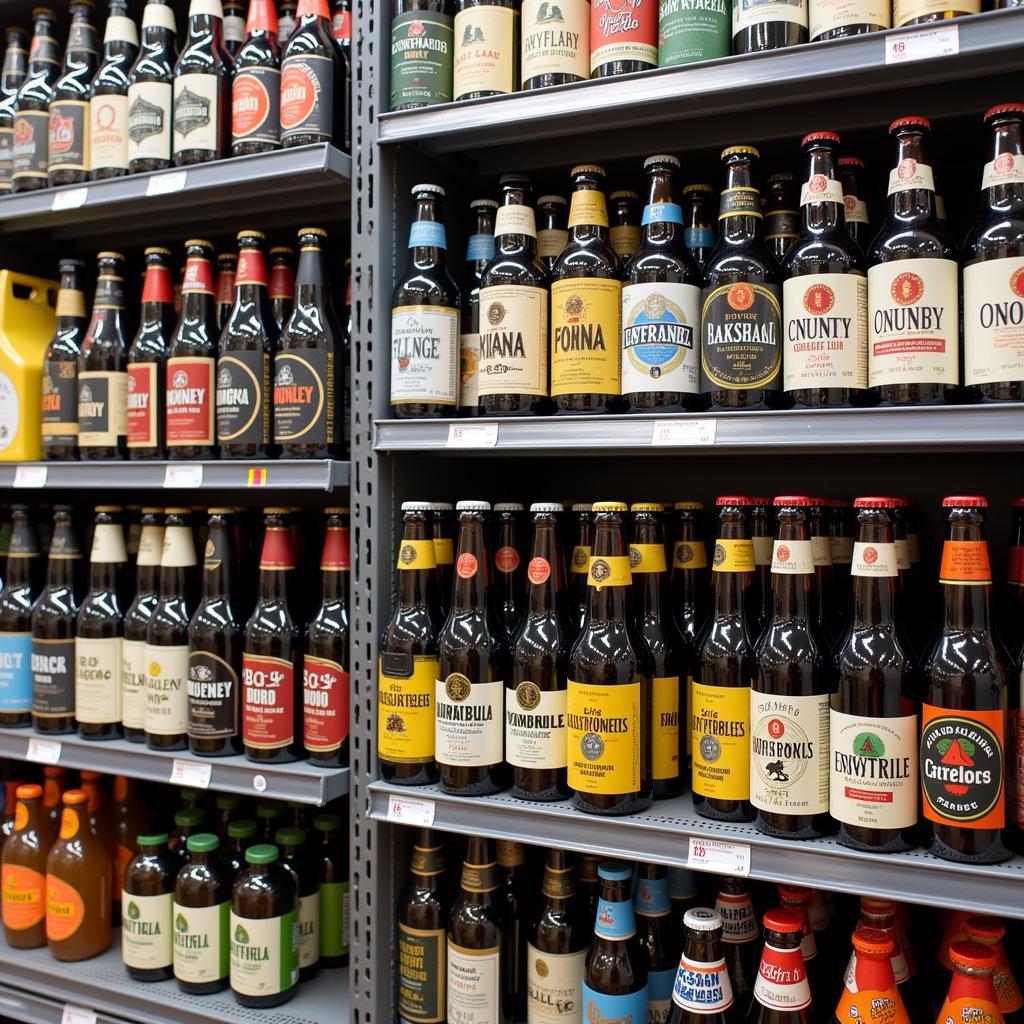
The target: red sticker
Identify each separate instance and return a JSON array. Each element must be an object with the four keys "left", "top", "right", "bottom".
[
  {"left": 232, "top": 72, "right": 272, "bottom": 137},
  {"left": 321, "top": 527, "right": 350, "bottom": 570},
  {"left": 891, "top": 272, "right": 924, "bottom": 306},
  {"left": 166, "top": 357, "right": 215, "bottom": 445},
  {"left": 494, "top": 545, "right": 521, "bottom": 573},
  {"left": 141, "top": 264, "right": 173, "bottom": 304},
  {"left": 728, "top": 283, "right": 754, "bottom": 311},
  {"left": 236, "top": 249, "right": 268, "bottom": 287},
  {"left": 302, "top": 655, "right": 350, "bottom": 753},
  {"left": 456, "top": 553, "right": 478, "bottom": 579},
  {"left": 527, "top": 557, "right": 550, "bottom": 584},
  {"left": 181, "top": 256, "right": 215, "bottom": 294}
]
